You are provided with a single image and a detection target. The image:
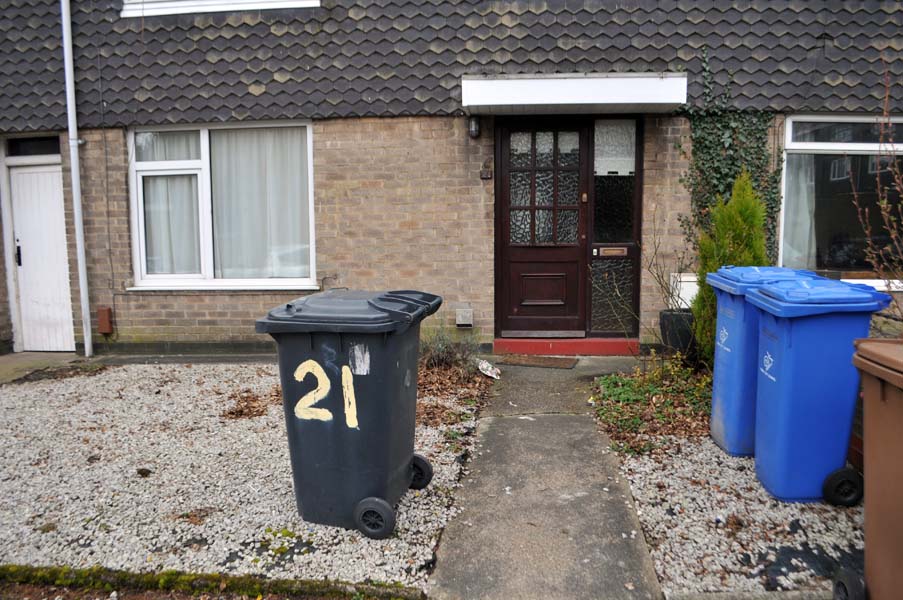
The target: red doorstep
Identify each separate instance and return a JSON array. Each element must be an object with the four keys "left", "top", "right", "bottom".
[{"left": 493, "top": 338, "right": 640, "bottom": 356}]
